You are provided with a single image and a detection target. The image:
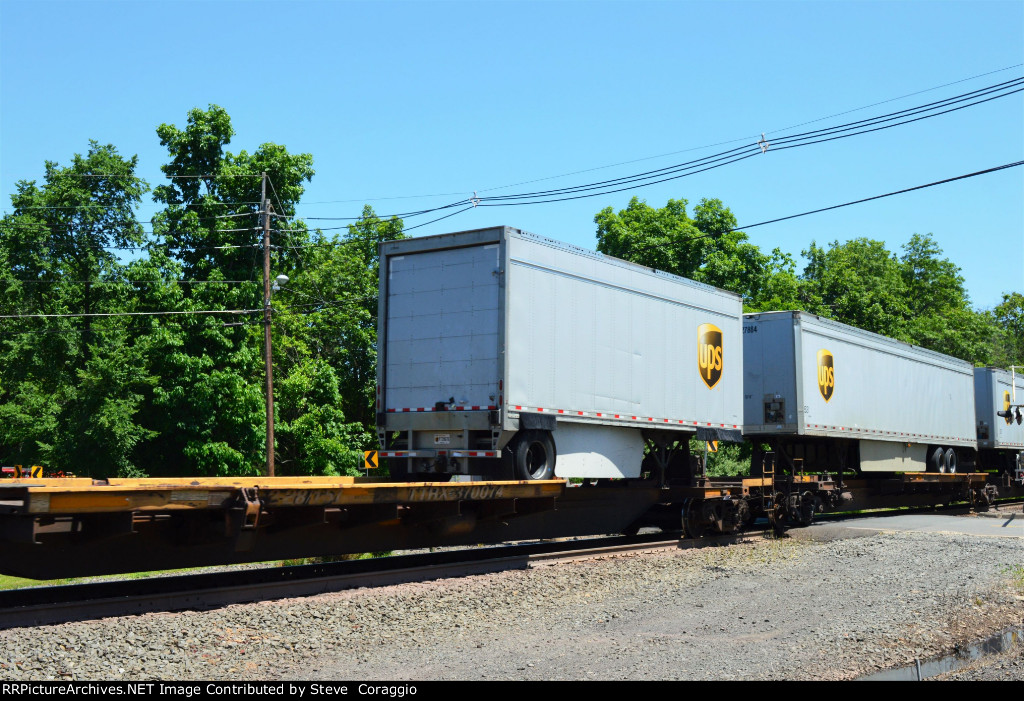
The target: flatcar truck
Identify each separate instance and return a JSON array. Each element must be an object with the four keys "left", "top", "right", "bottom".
[{"left": 376, "top": 226, "right": 744, "bottom": 481}]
